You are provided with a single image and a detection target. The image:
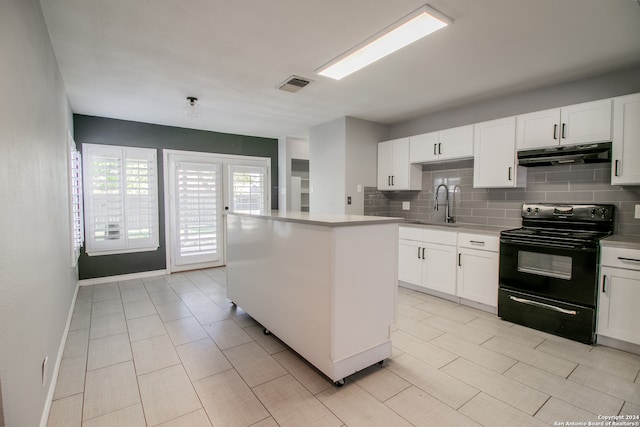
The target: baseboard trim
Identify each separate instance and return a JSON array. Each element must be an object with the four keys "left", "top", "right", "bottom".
[
  {"left": 597, "top": 335, "right": 640, "bottom": 356},
  {"left": 79, "top": 269, "right": 168, "bottom": 286},
  {"left": 39, "top": 281, "right": 79, "bottom": 427}
]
